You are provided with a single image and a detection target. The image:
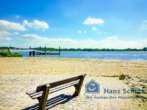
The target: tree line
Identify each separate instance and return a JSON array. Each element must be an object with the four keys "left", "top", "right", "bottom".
[{"left": 0, "top": 46, "right": 147, "bottom": 51}]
